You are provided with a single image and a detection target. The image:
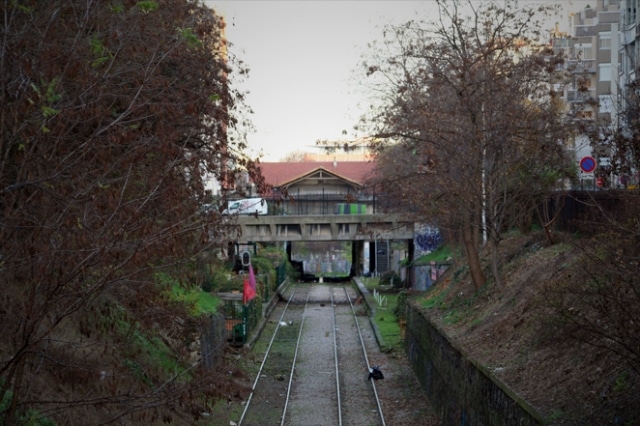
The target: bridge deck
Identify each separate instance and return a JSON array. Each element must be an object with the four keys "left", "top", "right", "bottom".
[{"left": 233, "top": 214, "right": 414, "bottom": 242}]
